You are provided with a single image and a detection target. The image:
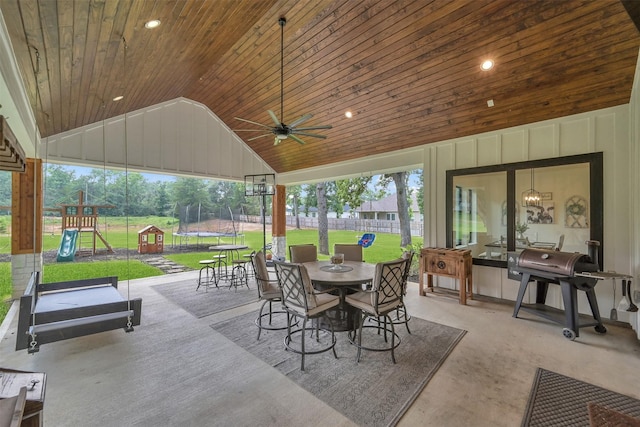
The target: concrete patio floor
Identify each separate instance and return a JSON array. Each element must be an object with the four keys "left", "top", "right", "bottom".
[{"left": 1, "top": 270, "right": 639, "bottom": 426}]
